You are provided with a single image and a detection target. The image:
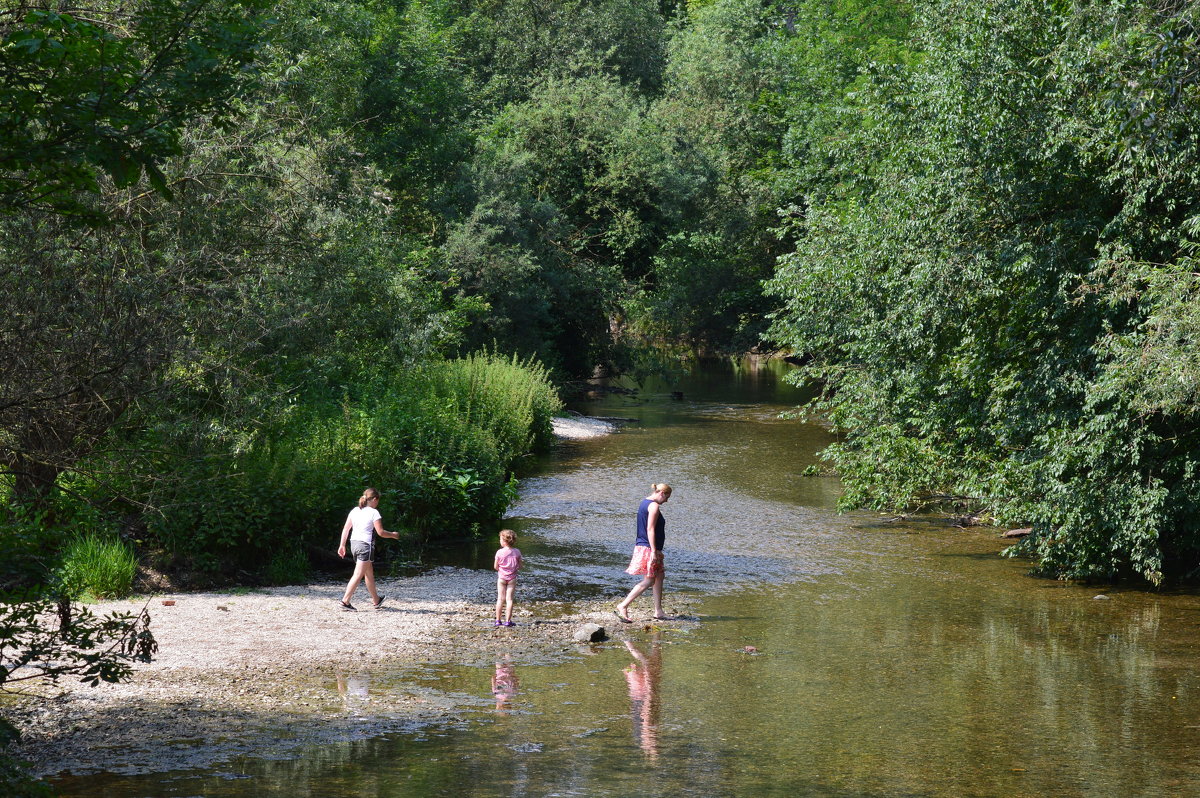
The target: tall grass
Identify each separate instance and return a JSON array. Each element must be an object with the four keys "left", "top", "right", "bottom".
[
  {"left": 141, "top": 350, "right": 562, "bottom": 574},
  {"left": 427, "top": 350, "right": 562, "bottom": 455},
  {"left": 265, "top": 545, "right": 311, "bottom": 586},
  {"left": 57, "top": 533, "right": 138, "bottom": 600}
]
